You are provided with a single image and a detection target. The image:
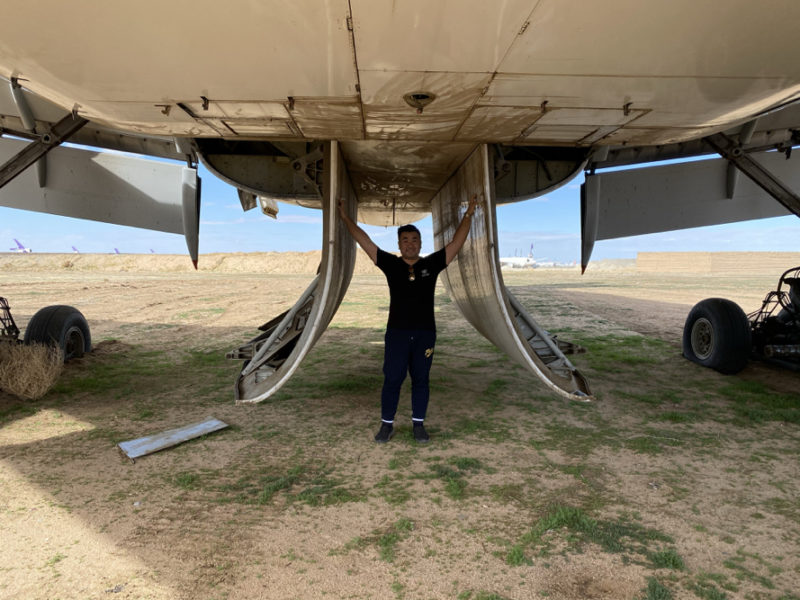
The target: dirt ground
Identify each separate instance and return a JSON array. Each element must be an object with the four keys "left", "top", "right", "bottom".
[{"left": 0, "top": 253, "right": 798, "bottom": 600}]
